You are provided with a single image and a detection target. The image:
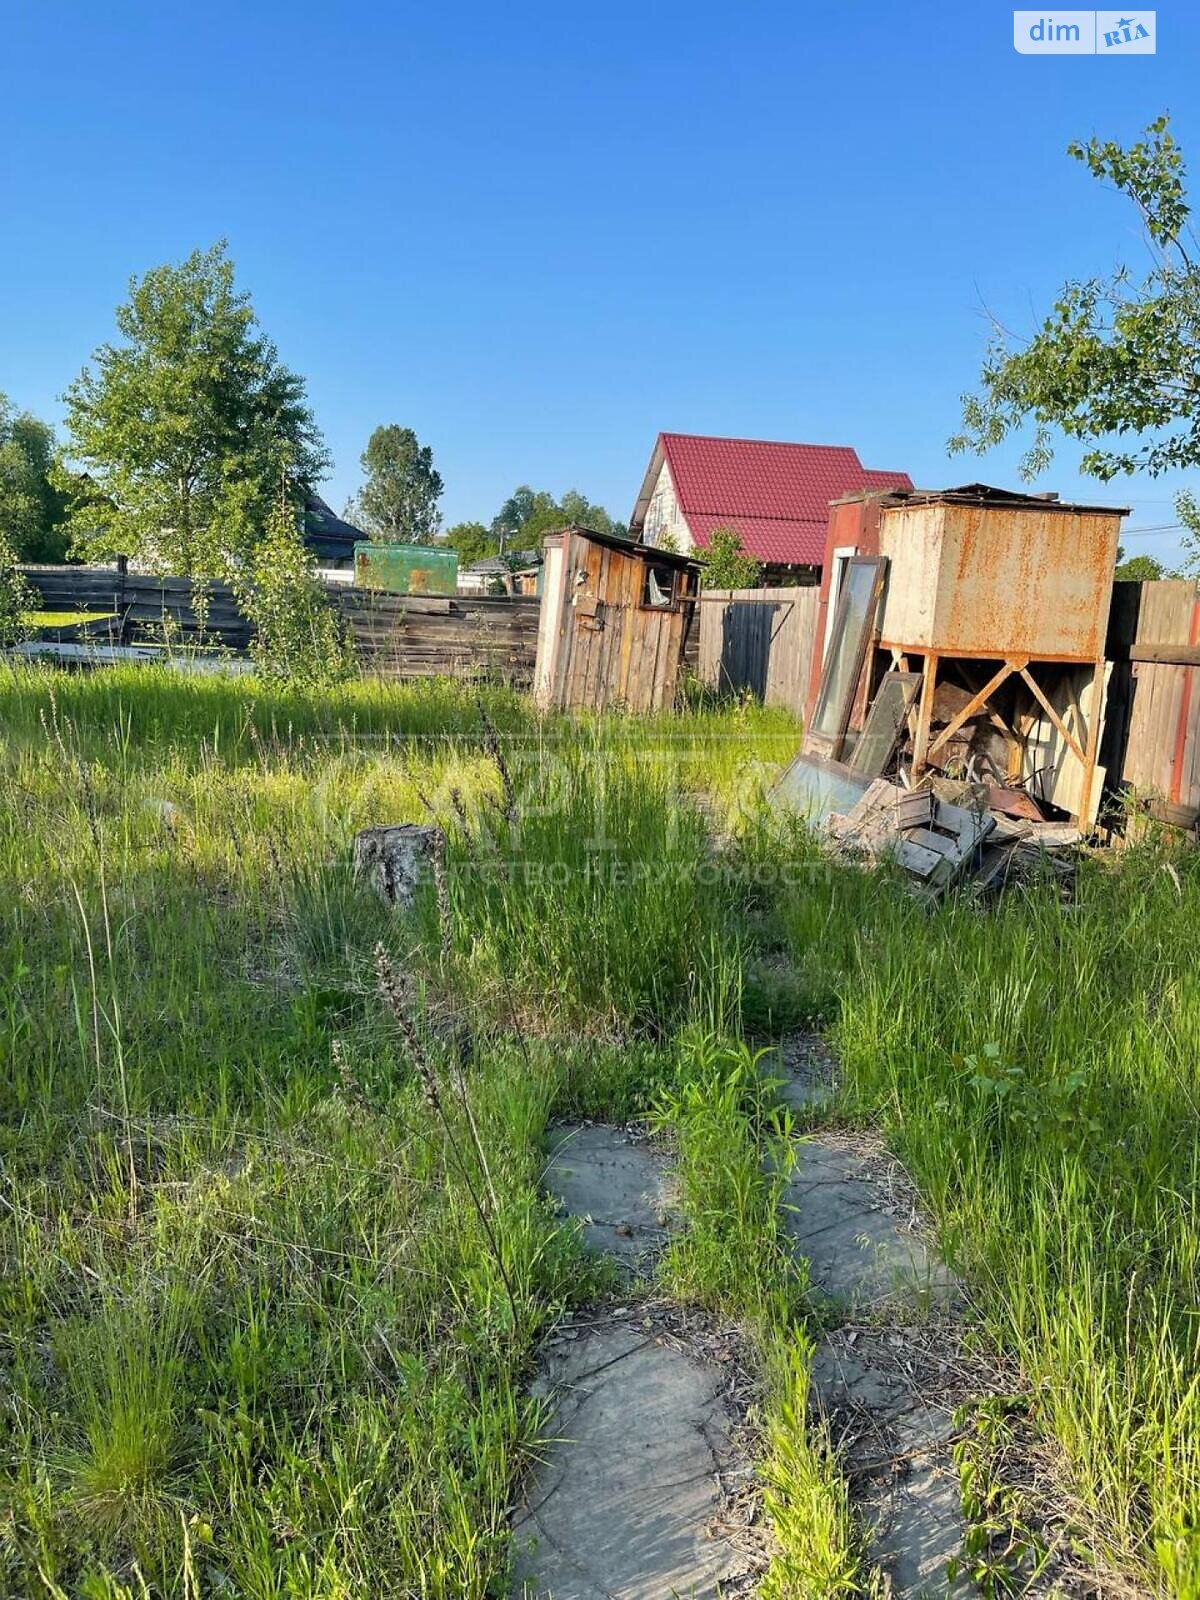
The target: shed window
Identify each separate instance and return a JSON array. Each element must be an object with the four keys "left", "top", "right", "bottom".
[{"left": 641, "top": 563, "right": 677, "bottom": 610}]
